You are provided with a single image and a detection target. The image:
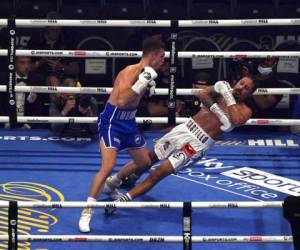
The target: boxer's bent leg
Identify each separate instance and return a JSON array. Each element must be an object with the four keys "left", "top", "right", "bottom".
[{"left": 128, "top": 159, "right": 174, "bottom": 199}]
